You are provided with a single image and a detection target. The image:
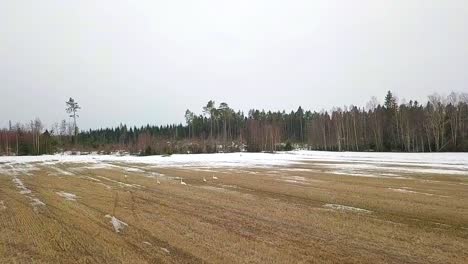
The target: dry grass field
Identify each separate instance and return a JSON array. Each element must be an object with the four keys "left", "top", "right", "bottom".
[{"left": 0, "top": 154, "right": 467, "bottom": 263}]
